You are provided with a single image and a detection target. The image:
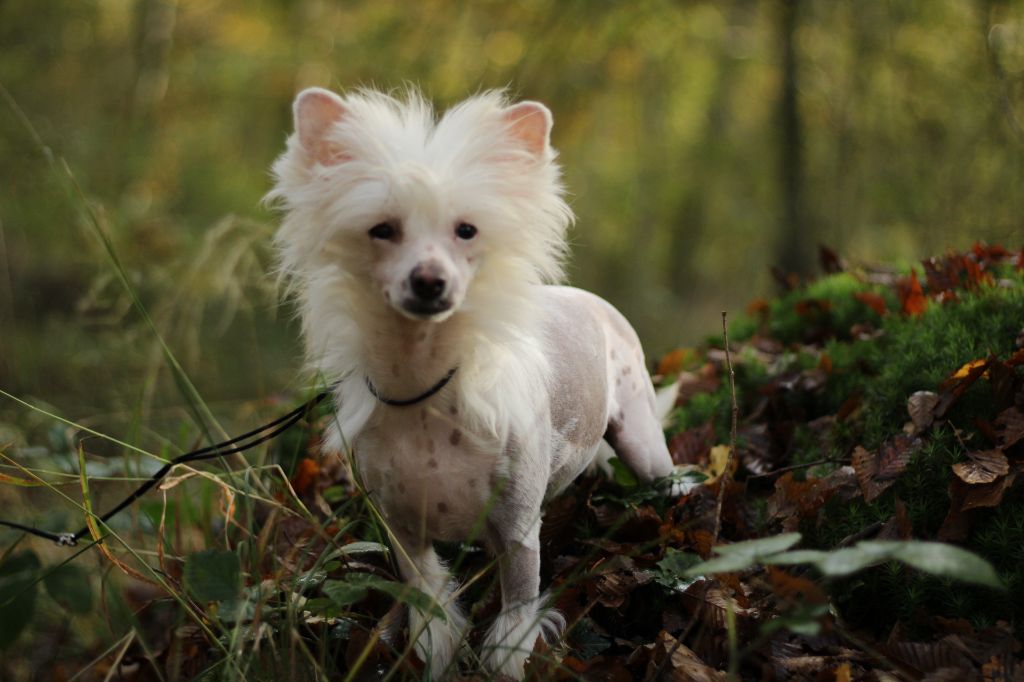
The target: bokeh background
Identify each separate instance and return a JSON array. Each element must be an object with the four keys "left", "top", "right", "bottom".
[{"left": 2, "top": 0, "right": 1023, "bottom": 419}]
